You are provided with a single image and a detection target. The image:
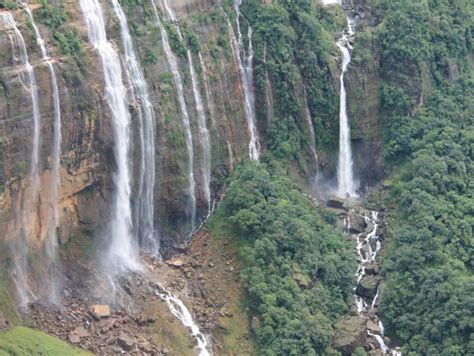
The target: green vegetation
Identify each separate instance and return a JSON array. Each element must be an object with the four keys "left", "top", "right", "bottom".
[
  {"left": 237, "top": 0, "right": 340, "bottom": 168},
  {"left": 0, "top": 327, "right": 90, "bottom": 355},
  {"left": 0, "top": 0, "right": 16, "bottom": 9},
  {"left": 363, "top": 0, "right": 474, "bottom": 354},
  {"left": 34, "top": 1, "right": 83, "bottom": 60},
  {"left": 210, "top": 161, "right": 355, "bottom": 354}
]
